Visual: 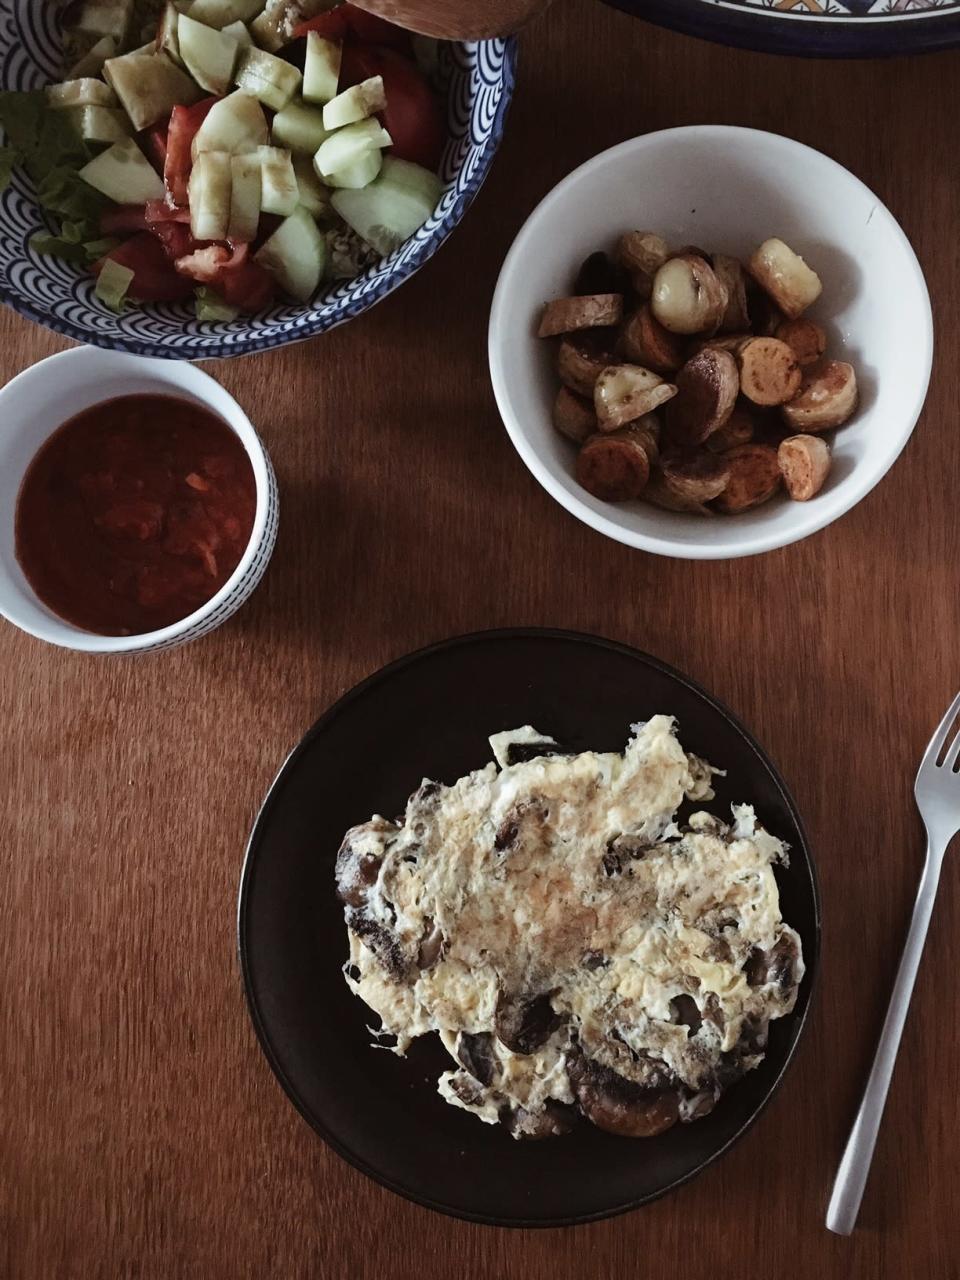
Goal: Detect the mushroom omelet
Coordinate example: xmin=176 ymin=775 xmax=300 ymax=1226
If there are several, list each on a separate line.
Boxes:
xmin=335 ymin=717 xmax=804 ymax=1140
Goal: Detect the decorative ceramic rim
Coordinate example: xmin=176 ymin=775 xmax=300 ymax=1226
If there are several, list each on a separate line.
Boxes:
xmin=0 ymin=10 xmax=517 ymax=360
xmin=602 ymin=0 xmax=960 ymax=55
xmin=237 ymin=627 xmax=821 ymax=1227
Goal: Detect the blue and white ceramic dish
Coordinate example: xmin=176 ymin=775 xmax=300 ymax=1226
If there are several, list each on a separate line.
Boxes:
xmin=0 ymin=3 xmax=517 ymax=359
xmin=604 ymin=0 xmax=960 ymax=57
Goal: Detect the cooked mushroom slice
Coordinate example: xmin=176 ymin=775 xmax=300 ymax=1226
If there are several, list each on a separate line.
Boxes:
xmin=664 ymin=347 xmax=738 ymax=447
xmin=743 ymin=932 xmax=800 ymax=993
xmin=553 ymin=386 xmax=597 ymax=444
xmin=642 ymin=470 xmax=713 ymax=516
xmin=335 ymin=822 xmax=390 ymax=907
xmin=494 ymin=990 xmax=564 ymax=1055
xmin=619 ymin=304 xmax=686 ymax=374
xmin=569 ymin=1056 xmax=680 ymax=1138
xmin=778 ymin=433 xmax=831 ymax=501
xmin=538 ymin=293 xmax=623 ymax=337
xmin=594 ymin=363 xmax=677 ymax=430
xmin=705 ymin=403 xmax=757 ymax=453
xmin=661 ymin=451 xmax=731 ymax=504
xmin=346 ymin=909 xmax=411 ymax=982
xmin=712 ymin=253 xmax=750 ymax=333
xmin=505 ymin=1101 xmax=577 ymax=1140
xmin=712 ymin=443 xmax=782 ymax=514
xmin=557 ymin=333 xmax=615 ymax=397
xmin=775 ymin=317 xmax=827 ymax=367
xmin=456 ymin=1031 xmax=498 ymax=1086
xmin=417 ymin=919 xmax=445 ymax=970
xmin=737 ymin=337 xmax=802 ymax=406
xmin=616 ymin=230 xmax=669 ymax=296
xmin=651 ymin=254 xmax=727 ymax=335
xmin=575 ymin=251 xmax=629 ymax=298
xmin=781 ymin=359 xmax=858 ymax=431
xmin=748 ymin=237 xmax=822 ymax=319
xmin=670 ymin=994 xmax=703 ymax=1036
xmin=576 ymin=427 xmax=652 ymax=502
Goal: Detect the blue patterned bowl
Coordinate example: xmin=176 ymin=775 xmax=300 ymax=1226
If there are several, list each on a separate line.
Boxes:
xmin=0 ymin=4 xmax=516 ymax=359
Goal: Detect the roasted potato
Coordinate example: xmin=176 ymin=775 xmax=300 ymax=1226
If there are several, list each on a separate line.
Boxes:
xmin=557 ymin=334 xmax=615 ymax=397
xmin=619 ymin=305 xmax=686 ymax=374
xmin=642 ymin=470 xmax=713 ymax=516
xmin=594 ymin=363 xmax=677 ymax=430
xmin=616 ymin=231 xmax=668 ymax=296
xmin=575 ymin=252 xmax=629 ymax=298
xmin=576 ymin=427 xmax=652 ymax=502
xmin=661 ymin=452 xmax=731 ymax=504
xmin=781 ymin=359 xmax=858 ymax=432
xmin=713 ymin=253 xmax=750 ymax=333
xmin=737 ymin=337 xmax=802 ymax=406
xmin=713 ymin=443 xmax=782 ymax=513
xmin=553 ymin=387 xmax=596 ymax=444
xmin=778 ymin=434 xmax=832 ymax=500
xmin=776 ymin=317 xmax=827 ymax=367
xmin=664 ymin=347 xmax=739 ymax=447
xmin=748 ymin=238 xmax=822 ymax=319
xmin=538 ymin=293 xmax=623 ymax=338
xmin=651 ymin=254 xmax=727 ymax=335
xmin=705 ymin=403 xmax=758 ymax=453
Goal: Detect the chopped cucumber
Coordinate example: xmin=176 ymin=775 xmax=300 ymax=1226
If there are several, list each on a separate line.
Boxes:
xmin=292 ymin=154 xmax=329 ymax=218
xmin=325 ymin=147 xmax=381 ymax=190
xmin=322 ymin=76 xmax=385 ymax=131
xmin=248 ymin=7 xmax=285 ymax=52
xmin=46 ymin=79 xmax=117 ymax=109
xmin=196 ymin=287 xmax=239 ymax=322
xmin=187 ymin=0 xmax=265 ymax=27
xmin=104 ymin=50 xmax=202 ymax=130
xmin=178 ymin=14 xmax=240 ymax=95
xmin=95 ymin=257 xmax=134 ymax=311
xmin=67 ymin=35 xmax=118 ymax=80
xmin=67 ymin=105 xmax=132 ymax=145
xmin=189 ymin=150 xmax=231 ymax=240
xmin=254 ymin=206 xmax=326 ymax=301
xmin=157 ymin=2 xmax=183 ymax=65
xmin=330 ymin=156 xmax=443 ymax=256
xmin=221 ymin=19 xmax=253 ymax=48
xmin=228 ymin=153 xmax=261 ymax=242
xmin=191 ymin=91 xmax=268 ymax=157
xmin=234 ymin=47 xmax=301 ymax=112
xmin=271 ymin=98 xmax=328 ymax=155
xmin=74 ymin=0 xmax=134 ymax=41
xmin=79 ymin=136 xmax=165 ymax=203
xmin=313 ymin=117 xmax=391 ymax=181
xmin=257 ymin=145 xmax=299 ymax=216
xmin=302 ymin=32 xmax=340 ymax=105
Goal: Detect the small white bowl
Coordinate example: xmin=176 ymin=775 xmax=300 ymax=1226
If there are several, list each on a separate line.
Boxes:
xmin=489 ymin=126 xmax=933 ymax=559
xmin=0 ymin=347 xmax=278 ymax=653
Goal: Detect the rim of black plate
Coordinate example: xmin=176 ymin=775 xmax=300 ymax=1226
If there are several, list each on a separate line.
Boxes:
xmin=602 ymin=0 xmax=960 ymax=58
xmin=236 ymin=626 xmax=822 ymax=1227
xmin=0 ymin=38 xmax=518 ymax=362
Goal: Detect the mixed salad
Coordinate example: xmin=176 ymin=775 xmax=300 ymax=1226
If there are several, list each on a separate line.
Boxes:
xmin=0 ymin=0 xmax=446 ymax=319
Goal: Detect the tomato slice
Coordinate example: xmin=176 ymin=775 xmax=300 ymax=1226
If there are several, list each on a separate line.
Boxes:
xmin=151 ymin=221 xmax=199 ymax=261
xmin=164 ymin=97 xmax=218 ymax=208
xmin=174 ymin=242 xmax=274 ymax=312
xmin=143 ymin=122 xmax=169 ymax=173
xmin=340 ymin=44 xmax=444 ymax=170
xmin=145 ymin=200 xmax=192 ymax=224
xmin=95 ymin=234 xmax=195 ymax=303
xmin=292 ymin=4 xmax=412 ymax=52
xmin=100 ymin=205 xmax=150 ymax=235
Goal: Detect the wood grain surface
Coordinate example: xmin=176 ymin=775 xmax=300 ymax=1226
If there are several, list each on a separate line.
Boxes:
xmin=3 ymin=6 xmax=960 ymax=1277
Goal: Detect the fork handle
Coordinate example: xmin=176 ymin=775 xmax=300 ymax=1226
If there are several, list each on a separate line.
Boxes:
xmin=826 ymin=848 xmax=943 ymax=1235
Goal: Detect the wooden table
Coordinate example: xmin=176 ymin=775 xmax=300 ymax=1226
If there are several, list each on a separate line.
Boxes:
xmin=3 ymin=6 xmax=960 ymax=1277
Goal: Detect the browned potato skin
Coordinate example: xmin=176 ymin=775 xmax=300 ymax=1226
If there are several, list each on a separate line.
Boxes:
xmin=576 ymin=427 xmax=651 ymax=502
xmin=642 ymin=471 xmax=713 ymax=516
xmin=737 ymin=337 xmax=802 ymax=407
xmin=617 ymin=230 xmax=668 ymax=278
xmin=661 ymin=452 xmax=731 ymax=503
xmin=781 ymin=359 xmax=859 ymax=432
xmin=557 ymin=334 xmax=615 ymax=397
xmin=713 ymin=253 xmax=750 ymax=333
xmin=630 ymin=413 xmax=661 ymax=466
xmin=664 ymin=347 xmax=739 ymax=447
xmin=553 ymin=387 xmax=596 ymax=444
xmin=747 ymin=287 xmax=784 ymax=337
xmin=619 ymin=305 xmax=686 ymax=374
xmin=705 ymin=403 xmax=757 ymax=452
xmin=713 ymin=443 xmax=782 ymax=513
xmin=778 ymin=433 xmax=832 ymax=501
xmin=776 ymin=318 xmax=827 ymax=367
xmin=538 ymin=293 xmax=623 ymax=337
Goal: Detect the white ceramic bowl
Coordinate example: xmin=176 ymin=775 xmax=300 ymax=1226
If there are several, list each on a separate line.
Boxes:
xmin=489 ymin=126 xmax=933 ymax=559
xmin=0 ymin=347 xmax=278 ymax=653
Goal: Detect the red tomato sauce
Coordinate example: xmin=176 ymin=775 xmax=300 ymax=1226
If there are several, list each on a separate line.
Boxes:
xmin=15 ymin=394 xmax=256 ymax=637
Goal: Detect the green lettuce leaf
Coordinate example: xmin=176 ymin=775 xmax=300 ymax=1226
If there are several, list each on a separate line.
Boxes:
xmin=94 ymin=258 xmax=134 ymax=312
xmin=195 ymin=287 xmax=239 ymax=323
xmin=0 ymin=144 xmax=18 ymax=192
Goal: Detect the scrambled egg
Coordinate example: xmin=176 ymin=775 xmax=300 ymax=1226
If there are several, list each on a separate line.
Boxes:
xmin=336 ymin=717 xmax=804 ymax=1140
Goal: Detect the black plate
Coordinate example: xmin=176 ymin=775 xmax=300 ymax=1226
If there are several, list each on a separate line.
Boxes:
xmin=238 ymin=629 xmax=820 ymax=1226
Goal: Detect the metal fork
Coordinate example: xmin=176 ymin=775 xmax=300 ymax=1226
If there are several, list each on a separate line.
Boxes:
xmin=826 ymin=692 xmax=960 ymax=1235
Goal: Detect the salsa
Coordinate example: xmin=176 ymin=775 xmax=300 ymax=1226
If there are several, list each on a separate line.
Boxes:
xmin=15 ymin=394 xmax=256 ymax=637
